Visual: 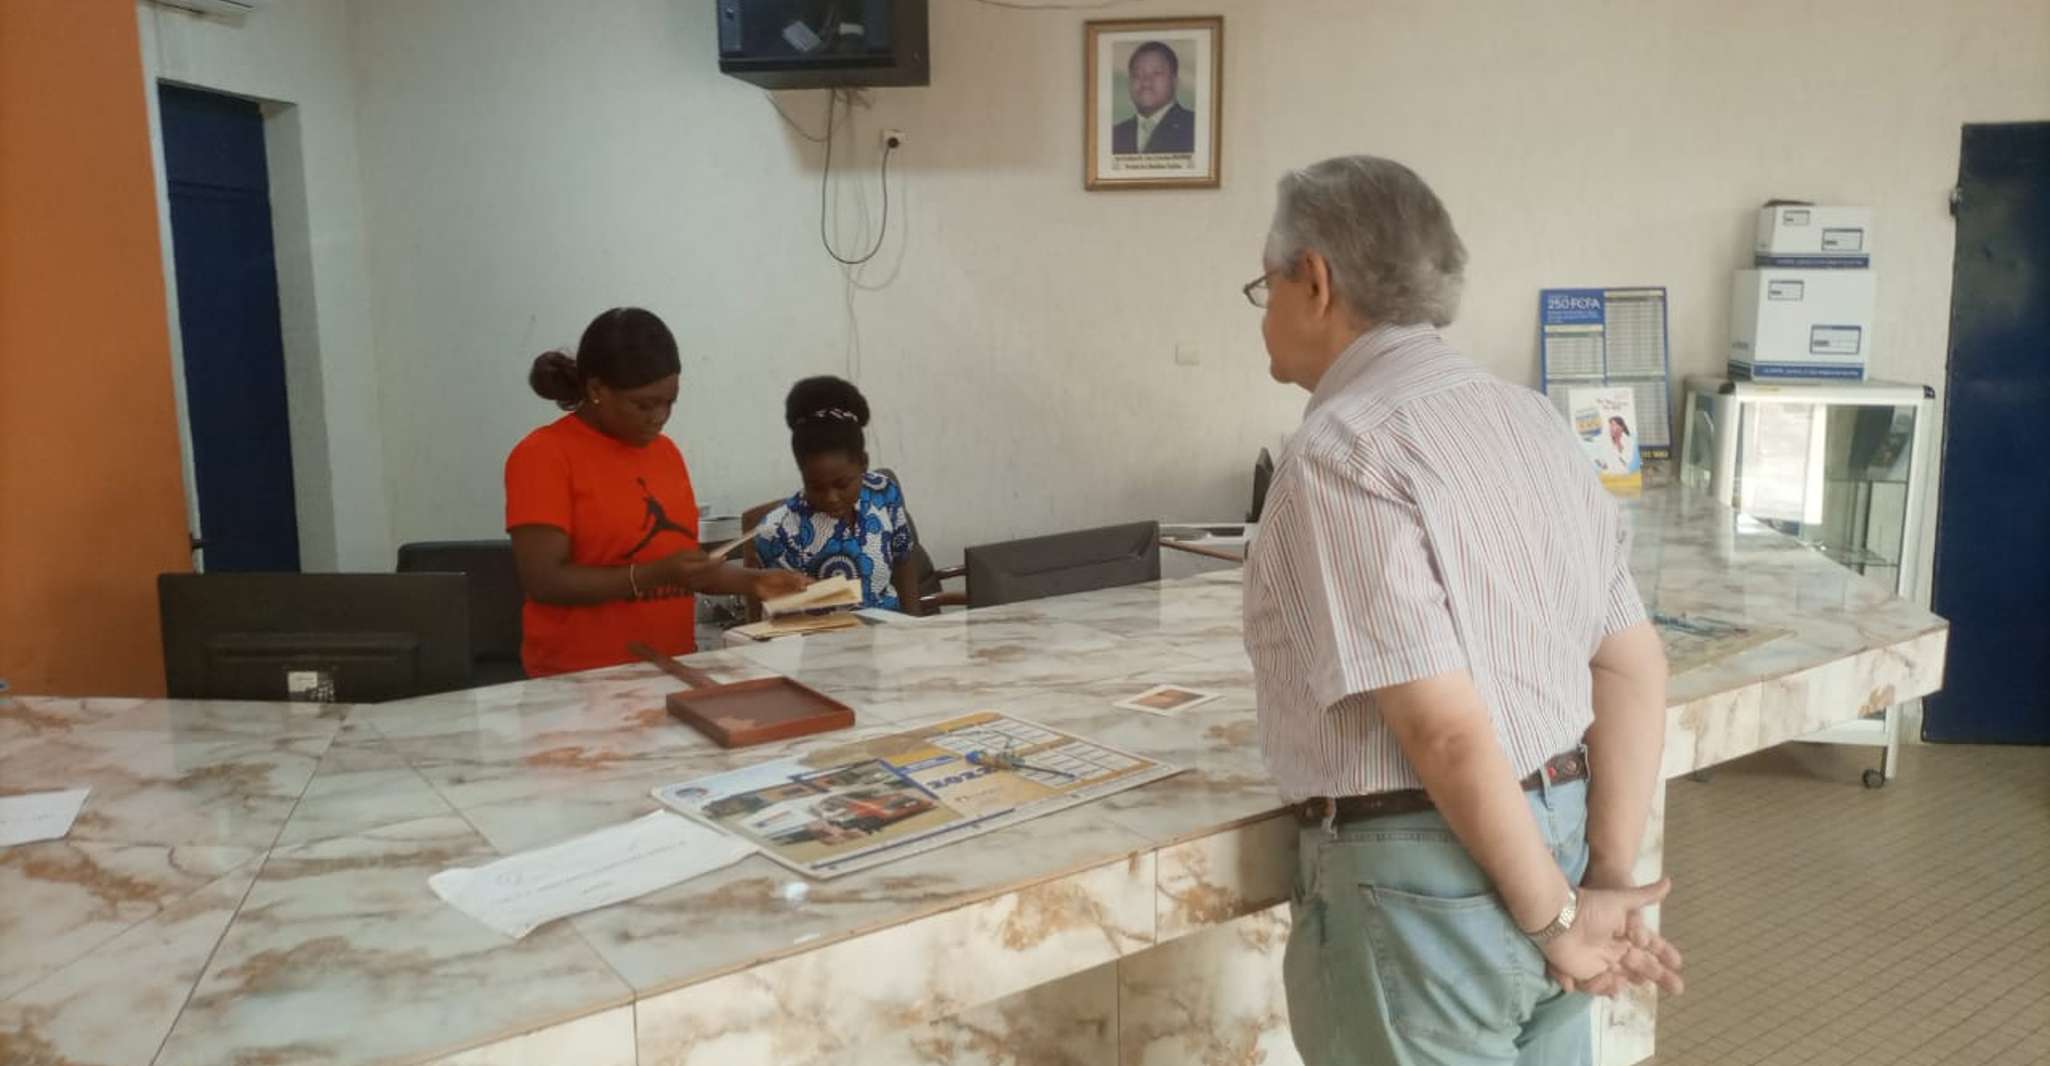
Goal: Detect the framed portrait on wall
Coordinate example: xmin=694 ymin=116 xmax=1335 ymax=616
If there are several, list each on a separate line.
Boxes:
xmin=1084 ymin=17 xmax=1223 ymax=190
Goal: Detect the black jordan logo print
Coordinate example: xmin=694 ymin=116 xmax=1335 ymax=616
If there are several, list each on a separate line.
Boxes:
xmin=623 ymin=477 xmax=690 ymax=560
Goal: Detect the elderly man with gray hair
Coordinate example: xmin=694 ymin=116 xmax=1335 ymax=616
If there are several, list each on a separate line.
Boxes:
xmin=1241 ymin=155 xmax=1685 ymax=1066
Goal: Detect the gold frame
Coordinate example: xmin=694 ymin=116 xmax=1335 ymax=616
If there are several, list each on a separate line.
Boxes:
xmin=1084 ymin=16 xmax=1224 ymax=191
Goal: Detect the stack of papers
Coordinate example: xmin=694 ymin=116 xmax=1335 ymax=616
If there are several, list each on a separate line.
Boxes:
xmin=761 ymin=575 xmax=861 ymax=618
xmin=429 ymin=811 xmax=755 ymax=939
xmin=730 ymin=612 xmax=864 ymax=641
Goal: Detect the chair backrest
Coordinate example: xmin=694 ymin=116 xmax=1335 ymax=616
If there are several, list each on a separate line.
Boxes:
xmin=396 ymin=540 xmax=523 ymax=671
xmin=963 ymin=521 xmax=1161 ymax=609
xmin=1249 ymin=448 xmax=1275 ymax=523
xmin=740 ymin=497 xmax=784 ymax=544
xmin=874 ymin=468 xmax=941 ymax=597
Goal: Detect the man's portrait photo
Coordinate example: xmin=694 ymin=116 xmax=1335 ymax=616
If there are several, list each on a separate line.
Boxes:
xmin=1086 ymin=17 xmax=1222 ymax=190
xmin=1111 ymin=41 xmax=1196 ymax=155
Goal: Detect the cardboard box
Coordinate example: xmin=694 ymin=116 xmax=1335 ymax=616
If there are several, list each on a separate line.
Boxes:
xmin=1755 ymin=204 xmax=1873 ymax=267
xmin=1729 ymin=268 xmax=1875 ymax=380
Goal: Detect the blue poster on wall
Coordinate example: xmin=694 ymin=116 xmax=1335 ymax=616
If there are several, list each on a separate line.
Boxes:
xmin=1539 ymin=287 xmax=1674 ymax=459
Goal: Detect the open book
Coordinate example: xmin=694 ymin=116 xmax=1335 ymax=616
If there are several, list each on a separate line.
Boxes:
xmin=760 ymin=574 xmax=862 ymax=618
xmin=729 ymin=612 xmax=864 ymax=642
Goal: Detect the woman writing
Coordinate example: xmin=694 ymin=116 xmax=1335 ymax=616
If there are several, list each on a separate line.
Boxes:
xmin=754 ymin=376 xmax=922 ymax=615
xmin=506 ymin=307 xmax=806 ymax=676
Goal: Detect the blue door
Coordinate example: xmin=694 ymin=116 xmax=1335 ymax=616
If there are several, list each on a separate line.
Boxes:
xmin=159 ymin=84 xmax=300 ymax=572
xmin=1926 ymin=122 xmax=2050 ymax=745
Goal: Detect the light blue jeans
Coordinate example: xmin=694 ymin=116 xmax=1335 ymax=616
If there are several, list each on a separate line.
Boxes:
xmin=1284 ymin=776 xmax=1592 ymax=1066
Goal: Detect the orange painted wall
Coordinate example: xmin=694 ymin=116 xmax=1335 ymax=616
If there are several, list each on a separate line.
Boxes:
xmin=0 ymin=0 xmax=192 ymax=696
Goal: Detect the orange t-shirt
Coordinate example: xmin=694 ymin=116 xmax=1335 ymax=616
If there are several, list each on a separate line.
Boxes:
xmin=505 ymin=415 xmax=699 ymax=676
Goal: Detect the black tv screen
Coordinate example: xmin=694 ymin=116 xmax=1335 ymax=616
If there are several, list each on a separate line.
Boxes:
xmin=716 ymin=0 xmax=929 ymax=89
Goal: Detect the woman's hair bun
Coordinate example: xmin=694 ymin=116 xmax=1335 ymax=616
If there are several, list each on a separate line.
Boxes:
xmin=783 ymin=375 xmax=871 ymax=430
xmin=529 ymin=350 xmax=583 ymax=410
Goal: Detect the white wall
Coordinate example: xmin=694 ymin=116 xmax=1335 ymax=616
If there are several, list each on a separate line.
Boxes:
xmin=138 ymin=0 xmax=393 ymax=572
xmin=349 ymin=0 xmax=1300 ymax=569
xmin=348 ymin=0 xmax=2050 ymax=584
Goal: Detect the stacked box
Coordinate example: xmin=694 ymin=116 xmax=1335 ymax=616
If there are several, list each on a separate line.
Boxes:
xmin=1731 ymin=205 xmax=1874 ymax=380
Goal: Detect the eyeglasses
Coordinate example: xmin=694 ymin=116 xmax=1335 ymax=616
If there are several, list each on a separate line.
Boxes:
xmin=1242 ymin=269 xmax=1277 ymax=308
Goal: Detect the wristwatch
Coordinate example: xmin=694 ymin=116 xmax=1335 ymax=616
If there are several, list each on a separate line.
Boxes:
xmin=1525 ymin=888 xmax=1579 ymax=945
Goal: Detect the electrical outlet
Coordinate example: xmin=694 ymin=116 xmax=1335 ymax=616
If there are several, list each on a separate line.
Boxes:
xmin=882 ymin=128 xmax=906 ymax=150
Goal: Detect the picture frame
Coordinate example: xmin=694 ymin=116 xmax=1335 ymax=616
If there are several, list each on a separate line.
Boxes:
xmin=1084 ymin=16 xmax=1223 ymax=190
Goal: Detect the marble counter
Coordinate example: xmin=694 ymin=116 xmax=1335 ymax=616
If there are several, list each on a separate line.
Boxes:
xmin=0 ymin=487 xmax=1946 ymax=1066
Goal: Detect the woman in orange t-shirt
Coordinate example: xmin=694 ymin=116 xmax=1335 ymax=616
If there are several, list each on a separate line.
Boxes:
xmin=505 ymin=307 xmax=806 ymax=677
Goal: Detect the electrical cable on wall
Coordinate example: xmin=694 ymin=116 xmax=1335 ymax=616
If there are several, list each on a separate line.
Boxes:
xmin=764 ymin=92 xmax=828 ymax=142
xmin=820 ymin=87 xmax=898 ymax=266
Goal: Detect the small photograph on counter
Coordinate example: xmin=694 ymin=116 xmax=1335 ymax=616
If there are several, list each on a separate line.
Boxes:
xmin=1114 ymin=684 xmax=1223 ymax=716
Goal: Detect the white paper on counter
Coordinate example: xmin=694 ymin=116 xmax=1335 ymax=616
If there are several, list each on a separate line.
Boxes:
xmin=0 ymin=788 xmax=91 ymax=847
xmin=429 ymin=811 xmax=755 ymax=939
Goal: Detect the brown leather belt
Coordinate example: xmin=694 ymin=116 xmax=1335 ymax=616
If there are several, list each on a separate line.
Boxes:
xmin=1294 ymin=749 xmax=1589 ymax=828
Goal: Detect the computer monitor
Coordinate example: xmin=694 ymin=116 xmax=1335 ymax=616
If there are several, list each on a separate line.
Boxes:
xmin=964 ymin=521 xmax=1161 ymax=609
xmin=159 ymin=573 xmax=471 ymax=703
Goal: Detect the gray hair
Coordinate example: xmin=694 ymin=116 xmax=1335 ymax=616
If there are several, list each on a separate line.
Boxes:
xmin=1264 ymin=155 xmax=1467 ymax=328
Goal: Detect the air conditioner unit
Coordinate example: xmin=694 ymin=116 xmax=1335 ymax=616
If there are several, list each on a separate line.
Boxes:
xmin=151 ymin=0 xmax=265 ymax=18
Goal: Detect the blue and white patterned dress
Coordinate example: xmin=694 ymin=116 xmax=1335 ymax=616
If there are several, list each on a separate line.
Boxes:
xmin=754 ymin=471 xmax=915 ymax=611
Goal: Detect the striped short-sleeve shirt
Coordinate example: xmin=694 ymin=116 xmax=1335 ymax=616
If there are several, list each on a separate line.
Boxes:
xmin=1244 ymin=324 xmax=1646 ymax=801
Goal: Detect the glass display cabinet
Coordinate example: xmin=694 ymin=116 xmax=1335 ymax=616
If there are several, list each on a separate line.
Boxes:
xmin=1679 ymin=376 xmax=1936 ymax=785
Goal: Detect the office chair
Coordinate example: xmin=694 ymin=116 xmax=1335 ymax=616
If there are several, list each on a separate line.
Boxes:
xmin=396 ymin=540 xmax=526 ymax=686
xmin=963 ymin=521 xmax=1161 ymax=609
xmin=1249 ymin=448 xmax=1275 ymax=523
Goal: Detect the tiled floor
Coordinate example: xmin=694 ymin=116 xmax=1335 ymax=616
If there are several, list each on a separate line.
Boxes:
xmin=1651 ymin=740 xmax=2050 ymax=1066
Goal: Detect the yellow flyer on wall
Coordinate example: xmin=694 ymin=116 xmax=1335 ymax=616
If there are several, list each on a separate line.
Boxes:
xmin=652 ymin=712 xmax=1179 ymax=879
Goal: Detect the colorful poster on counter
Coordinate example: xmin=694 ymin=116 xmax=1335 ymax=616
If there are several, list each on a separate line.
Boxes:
xmin=1571 ymin=386 xmax=1644 ymax=494
xmin=652 ymin=712 xmax=1179 ymax=879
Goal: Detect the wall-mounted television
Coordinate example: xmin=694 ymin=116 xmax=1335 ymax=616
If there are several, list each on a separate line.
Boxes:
xmin=716 ymin=0 xmax=929 ymax=89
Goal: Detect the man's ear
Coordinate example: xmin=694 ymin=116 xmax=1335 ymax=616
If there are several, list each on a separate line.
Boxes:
xmin=1303 ymin=250 xmax=1337 ymax=320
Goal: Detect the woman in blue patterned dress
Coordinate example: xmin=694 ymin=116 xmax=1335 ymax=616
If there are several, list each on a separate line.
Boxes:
xmin=753 ymin=376 xmax=923 ymax=615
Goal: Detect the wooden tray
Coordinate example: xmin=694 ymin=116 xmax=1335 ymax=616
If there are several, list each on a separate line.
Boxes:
xmin=664 ymin=676 xmax=855 ymax=748
xmin=629 ymin=642 xmax=853 ymax=749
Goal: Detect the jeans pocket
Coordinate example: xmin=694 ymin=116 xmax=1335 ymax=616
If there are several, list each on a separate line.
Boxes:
xmin=1360 ymin=884 xmax=1531 ymax=1053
